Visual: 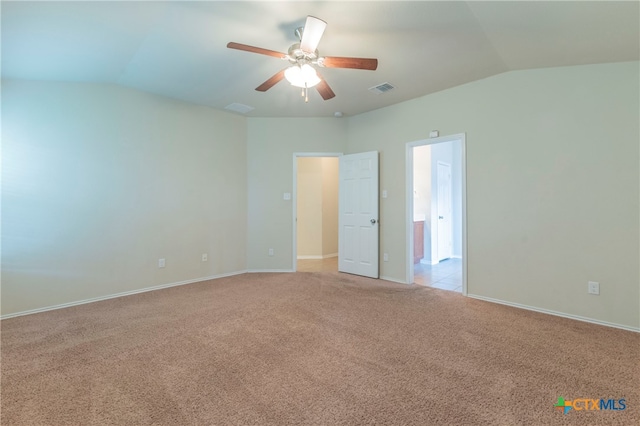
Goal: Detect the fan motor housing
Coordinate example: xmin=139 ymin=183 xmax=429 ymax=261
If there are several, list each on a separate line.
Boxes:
xmin=287 ymin=43 xmax=319 ymax=64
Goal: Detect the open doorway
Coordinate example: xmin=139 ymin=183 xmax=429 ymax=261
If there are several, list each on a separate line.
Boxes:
xmin=406 ymin=134 xmax=466 ymax=294
xmin=292 ymin=153 xmax=341 ymax=272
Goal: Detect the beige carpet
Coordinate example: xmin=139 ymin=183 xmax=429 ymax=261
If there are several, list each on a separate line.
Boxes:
xmin=1 ymin=271 xmax=638 ymax=425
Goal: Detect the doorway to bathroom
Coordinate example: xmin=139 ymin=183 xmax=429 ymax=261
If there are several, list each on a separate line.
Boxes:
xmin=406 ymin=134 xmax=466 ymax=293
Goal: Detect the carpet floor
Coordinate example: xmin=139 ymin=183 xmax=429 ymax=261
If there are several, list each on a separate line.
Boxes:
xmin=1 ymin=271 xmax=638 ymax=425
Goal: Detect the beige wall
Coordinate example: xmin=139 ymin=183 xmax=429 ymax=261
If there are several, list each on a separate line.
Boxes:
xmin=296 ymin=158 xmax=323 ymax=257
xmin=1 ymin=80 xmax=248 ymax=315
xmin=413 ymin=145 xmax=431 ymax=222
xmin=296 ymin=157 xmax=339 ymax=258
xmin=246 ymin=118 xmax=346 ymax=271
xmin=321 ymin=157 xmax=339 ymax=257
xmin=413 ymin=145 xmax=431 ymax=262
xmin=347 ymin=61 xmax=639 ymax=329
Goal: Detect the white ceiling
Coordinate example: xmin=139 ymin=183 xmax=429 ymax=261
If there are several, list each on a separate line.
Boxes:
xmin=2 ymin=1 xmax=638 ymax=118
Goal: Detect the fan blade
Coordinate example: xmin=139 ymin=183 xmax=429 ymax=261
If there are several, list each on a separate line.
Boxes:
xmin=227 ymin=42 xmax=286 ymax=59
xmin=255 ymin=69 xmax=286 ymax=92
xmin=322 ymin=56 xmax=378 ymax=70
xmin=300 ymin=16 xmax=327 ymax=53
xmin=315 ymin=77 xmax=335 ymax=100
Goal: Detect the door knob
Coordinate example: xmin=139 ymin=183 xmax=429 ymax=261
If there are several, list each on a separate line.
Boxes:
xmin=370 ymin=219 xmax=377 ymax=224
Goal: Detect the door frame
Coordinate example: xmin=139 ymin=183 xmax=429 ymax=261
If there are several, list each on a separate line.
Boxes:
xmin=405 ymin=134 xmax=467 ymax=295
xmin=292 ymin=152 xmax=343 ymax=272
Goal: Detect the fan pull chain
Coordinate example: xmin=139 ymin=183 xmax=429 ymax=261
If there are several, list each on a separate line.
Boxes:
xmin=298 ymin=85 xmax=309 ymax=103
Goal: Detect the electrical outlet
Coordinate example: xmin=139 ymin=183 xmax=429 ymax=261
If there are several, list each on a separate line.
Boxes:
xmin=383 ymin=253 xmax=389 ymax=262
xmin=588 ymin=281 xmax=600 ymax=295
xmin=268 ymin=248 xmax=274 ymax=256
xmin=202 ymin=253 xmax=208 ymax=262
xmin=158 ymin=258 xmax=165 ymax=268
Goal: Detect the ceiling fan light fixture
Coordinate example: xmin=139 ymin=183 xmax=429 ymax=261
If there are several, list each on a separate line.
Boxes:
xmin=285 ymin=64 xmax=321 ymax=88
xmin=227 ymin=15 xmax=377 ymax=101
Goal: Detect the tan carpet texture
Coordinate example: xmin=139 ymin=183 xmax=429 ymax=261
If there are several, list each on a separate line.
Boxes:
xmin=1 ymin=272 xmax=638 ymax=425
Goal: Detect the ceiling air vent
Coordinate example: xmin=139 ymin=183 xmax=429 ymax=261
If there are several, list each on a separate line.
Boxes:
xmin=368 ymin=82 xmax=395 ymax=94
xmin=224 ymin=103 xmax=255 ymax=114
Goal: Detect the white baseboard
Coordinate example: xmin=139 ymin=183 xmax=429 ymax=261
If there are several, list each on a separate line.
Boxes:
xmin=297 ymin=253 xmax=338 ymax=260
xmin=12 ymin=272 xmax=632 ymax=333
xmin=0 ymin=270 xmax=248 ymax=320
xmin=467 ymin=294 xmax=640 ymax=333
xmin=380 ymin=275 xmax=411 ymax=285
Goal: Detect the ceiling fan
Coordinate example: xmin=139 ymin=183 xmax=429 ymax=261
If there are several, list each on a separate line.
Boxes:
xmin=227 ymin=16 xmax=378 ymax=102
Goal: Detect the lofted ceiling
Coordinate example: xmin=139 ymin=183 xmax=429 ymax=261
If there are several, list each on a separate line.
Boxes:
xmin=2 ymin=1 xmax=638 ymax=118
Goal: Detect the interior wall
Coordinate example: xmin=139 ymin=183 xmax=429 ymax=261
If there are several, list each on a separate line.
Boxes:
xmin=1 ymin=80 xmax=248 ymax=316
xmin=296 ymin=158 xmax=323 ymax=257
xmin=246 ymin=118 xmax=347 ymax=271
xmin=296 ymin=157 xmax=339 ymax=259
xmin=346 ymin=61 xmax=640 ymax=329
xmin=320 ymin=157 xmax=339 ymax=257
xmin=413 ymin=145 xmax=431 ymax=222
xmin=413 ymin=145 xmax=431 ymax=262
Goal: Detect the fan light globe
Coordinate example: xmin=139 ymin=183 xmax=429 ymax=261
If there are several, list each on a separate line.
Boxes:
xmin=285 ymin=64 xmax=321 ymax=88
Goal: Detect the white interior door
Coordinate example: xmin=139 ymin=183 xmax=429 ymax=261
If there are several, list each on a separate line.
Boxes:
xmin=338 ymin=151 xmax=379 ymax=278
xmin=437 ymin=161 xmax=452 ymax=261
